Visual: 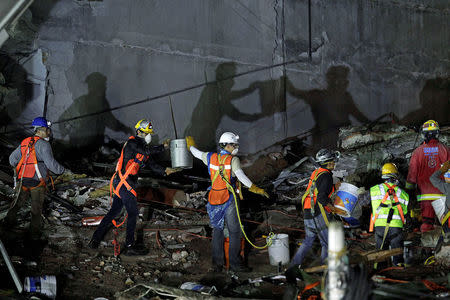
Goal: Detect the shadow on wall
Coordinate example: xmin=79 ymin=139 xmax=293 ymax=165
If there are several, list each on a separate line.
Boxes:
xmin=401 ymin=77 xmax=450 ymax=127
xmin=0 ymin=54 xmax=33 ymax=129
xmin=57 ymin=72 xmax=132 ymax=152
xmin=286 ymin=65 xmax=371 ymax=150
xmin=184 ymin=64 xmax=371 ymax=152
xmin=184 ymin=62 xmax=262 ymax=151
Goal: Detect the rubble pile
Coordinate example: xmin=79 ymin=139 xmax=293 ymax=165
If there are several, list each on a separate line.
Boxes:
xmin=0 ymin=123 xmax=449 ymax=299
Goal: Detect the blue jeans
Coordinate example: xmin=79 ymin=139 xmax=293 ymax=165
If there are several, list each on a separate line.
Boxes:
xmin=211 ymin=200 xmax=241 ymax=268
xmin=290 ymin=213 xmax=329 ymax=266
xmin=92 ymin=186 xmax=138 ymax=246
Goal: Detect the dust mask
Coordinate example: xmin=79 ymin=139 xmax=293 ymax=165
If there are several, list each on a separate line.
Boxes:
xmin=231 ymin=148 xmax=238 ymax=155
xmin=44 ymin=137 xmax=50 ymax=141
xmin=144 ymin=134 xmax=152 ymax=144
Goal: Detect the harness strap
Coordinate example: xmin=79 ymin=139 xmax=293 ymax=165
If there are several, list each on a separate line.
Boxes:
xmin=370 ymin=183 xmax=405 ymax=232
xmin=302 ymin=169 xmax=330 ymax=227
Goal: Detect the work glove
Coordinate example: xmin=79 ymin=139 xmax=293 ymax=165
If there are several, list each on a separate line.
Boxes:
xmin=185 ymin=136 xmax=196 ymax=150
xmin=248 ymin=184 xmax=269 ymax=198
xmin=357 ymin=187 xmax=366 ymax=195
xmin=439 ymin=160 xmax=450 ymax=174
xmin=162 ymin=138 xmax=171 ymax=149
xmin=165 ymin=167 xmax=179 ymax=176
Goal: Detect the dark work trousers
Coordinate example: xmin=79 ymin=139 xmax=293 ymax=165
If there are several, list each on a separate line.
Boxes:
xmin=92 ymin=185 xmax=138 ymax=246
xmin=375 ymin=226 xmax=404 ymax=265
xmin=6 ymin=185 xmax=46 ymax=239
xmin=211 ymin=200 xmax=241 ymax=269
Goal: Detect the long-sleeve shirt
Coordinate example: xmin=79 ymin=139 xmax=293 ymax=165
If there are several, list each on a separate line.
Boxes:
xmin=190 ymin=146 xmax=253 ymax=188
xmin=429 ymin=170 xmax=450 ymax=207
xmin=10 ymin=137 xmax=65 ymax=187
xmin=304 ymin=170 xmax=334 ymax=219
xmin=118 ymin=136 xmax=166 ymax=187
xmin=406 ymin=139 xmax=450 ymax=198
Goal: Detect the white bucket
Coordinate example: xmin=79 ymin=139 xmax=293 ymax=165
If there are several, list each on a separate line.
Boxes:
xmin=24 ymin=275 xmax=57 ymax=299
xmin=170 ymin=139 xmax=193 ymax=169
xmin=267 ymin=234 xmax=290 ymax=266
xmin=334 ymin=182 xmax=359 ymax=217
xmin=431 ymin=196 xmax=447 ymax=223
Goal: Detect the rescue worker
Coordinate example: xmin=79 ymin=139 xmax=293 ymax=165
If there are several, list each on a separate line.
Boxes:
xmin=370 ymin=163 xmax=409 ymax=266
xmin=88 ymin=119 xmax=177 ymax=255
xmin=429 ymin=160 xmax=450 ymax=235
xmin=406 ymin=120 xmax=450 ymax=232
xmin=289 ymin=148 xmax=340 ymax=269
xmin=185 ymin=132 xmax=269 ymax=272
xmin=6 ymin=117 xmax=66 ymax=239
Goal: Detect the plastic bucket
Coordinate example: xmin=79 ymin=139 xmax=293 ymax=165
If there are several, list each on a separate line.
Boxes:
xmin=170 ymin=139 xmax=193 ymax=169
xmin=267 ymin=234 xmax=289 ymax=266
xmin=431 ymin=196 xmax=447 ymax=223
xmin=24 ymin=275 xmax=57 ymax=299
xmin=334 ymin=183 xmax=359 ymax=217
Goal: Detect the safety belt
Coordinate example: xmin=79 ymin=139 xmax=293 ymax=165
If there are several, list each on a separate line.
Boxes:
xmin=302 ymin=170 xmax=330 ymax=227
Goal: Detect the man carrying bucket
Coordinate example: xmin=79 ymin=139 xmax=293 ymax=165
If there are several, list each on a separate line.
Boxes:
xmin=185 ymin=132 xmax=269 ymax=273
xmin=88 ymin=119 xmax=178 ymax=255
xmin=369 ymin=163 xmax=409 ymax=267
xmin=288 ymin=148 xmax=340 ymax=271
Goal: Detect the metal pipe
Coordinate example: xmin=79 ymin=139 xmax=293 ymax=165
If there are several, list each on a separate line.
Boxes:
xmin=0 ymin=239 xmax=23 ymax=293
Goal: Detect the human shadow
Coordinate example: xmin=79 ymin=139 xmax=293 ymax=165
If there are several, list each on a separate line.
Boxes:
xmin=57 ymin=72 xmax=132 ymax=152
xmin=401 ymin=76 xmax=450 ymax=127
xmin=286 ymin=66 xmax=370 ymax=149
xmin=184 ymin=62 xmax=260 ymax=151
xmin=0 ymin=54 xmax=33 ymax=129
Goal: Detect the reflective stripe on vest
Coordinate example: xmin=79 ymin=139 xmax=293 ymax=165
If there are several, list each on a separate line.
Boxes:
xmin=369 ymin=183 xmax=406 ymax=231
xmin=110 ymin=136 xmax=147 ymax=198
xmin=417 ymin=194 xmax=445 ymax=201
xmin=208 ymin=153 xmax=233 ymax=205
xmin=16 ymin=136 xmax=43 ymax=180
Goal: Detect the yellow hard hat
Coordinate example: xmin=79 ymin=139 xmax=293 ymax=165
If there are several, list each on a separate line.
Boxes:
xmin=381 ymin=163 xmax=398 ymax=179
xmin=135 ymin=119 xmax=154 ymax=134
xmin=422 ymin=120 xmax=439 ymax=132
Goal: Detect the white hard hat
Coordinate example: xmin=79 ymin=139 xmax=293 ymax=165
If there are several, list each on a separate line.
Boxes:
xmin=219 ymin=132 xmax=239 ymax=144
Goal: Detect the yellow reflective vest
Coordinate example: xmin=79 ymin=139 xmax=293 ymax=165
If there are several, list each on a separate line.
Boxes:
xmin=370 ymin=183 xmax=409 ymax=228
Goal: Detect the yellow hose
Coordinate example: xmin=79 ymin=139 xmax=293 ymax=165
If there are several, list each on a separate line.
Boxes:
xmin=224 ymin=178 xmax=275 ymax=249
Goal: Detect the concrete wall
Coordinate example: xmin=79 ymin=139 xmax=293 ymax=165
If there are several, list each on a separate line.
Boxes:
xmin=2 ymin=0 xmax=449 ymax=154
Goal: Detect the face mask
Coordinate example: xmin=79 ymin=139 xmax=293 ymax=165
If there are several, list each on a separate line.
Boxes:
xmin=231 ymin=148 xmax=238 ymax=155
xmin=44 ymin=137 xmax=50 ymax=141
xmin=144 ymin=134 xmax=152 ymax=144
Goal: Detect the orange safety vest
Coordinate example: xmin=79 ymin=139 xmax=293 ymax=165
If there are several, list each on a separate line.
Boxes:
xmin=16 ymin=136 xmax=43 ymax=180
xmin=110 ymin=136 xmax=147 ymax=198
xmin=208 ymin=153 xmax=234 ymax=205
xmin=302 ymin=168 xmax=335 ymax=210
xmin=369 ymin=183 xmax=406 ymax=232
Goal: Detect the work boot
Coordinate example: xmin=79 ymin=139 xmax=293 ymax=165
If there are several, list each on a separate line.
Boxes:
xmin=87 ymin=239 xmax=100 ymax=249
xmin=285 ymin=264 xmax=303 ymax=284
xmin=122 ymin=243 xmax=149 ymax=256
xmin=229 ymin=264 xmax=252 ymax=273
xmin=209 ymin=265 xmax=223 ymax=273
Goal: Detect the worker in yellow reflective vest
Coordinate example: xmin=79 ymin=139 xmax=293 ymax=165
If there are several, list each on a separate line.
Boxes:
xmin=370 ymin=163 xmax=409 ymax=266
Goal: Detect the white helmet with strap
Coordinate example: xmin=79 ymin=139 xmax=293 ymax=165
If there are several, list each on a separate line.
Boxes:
xmin=219 ymin=132 xmax=239 ymax=145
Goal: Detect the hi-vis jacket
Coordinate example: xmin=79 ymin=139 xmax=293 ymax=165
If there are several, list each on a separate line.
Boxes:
xmin=406 ymin=139 xmax=450 ymax=201
xmin=370 ymin=183 xmax=409 ymax=228
xmin=207 ymin=153 xmax=239 ymax=205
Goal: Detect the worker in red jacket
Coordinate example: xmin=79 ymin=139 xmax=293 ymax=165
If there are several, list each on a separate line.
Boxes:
xmin=406 ymin=120 xmax=450 ymax=232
